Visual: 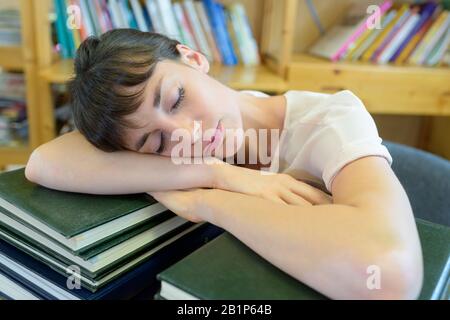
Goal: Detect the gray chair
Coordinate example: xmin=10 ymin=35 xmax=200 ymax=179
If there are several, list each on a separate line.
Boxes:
xmin=383 ymin=141 xmax=450 ymax=226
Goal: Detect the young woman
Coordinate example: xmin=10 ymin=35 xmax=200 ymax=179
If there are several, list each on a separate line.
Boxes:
xmin=25 ymin=30 xmax=423 ymax=299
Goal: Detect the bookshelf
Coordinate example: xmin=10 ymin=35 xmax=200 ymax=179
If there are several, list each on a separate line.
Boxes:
xmin=0 ymin=0 xmax=39 ymax=168
xmin=22 ymin=0 xmax=450 ymax=157
xmin=33 ymin=0 xmax=289 ymax=143
xmin=263 ymin=0 xmax=450 ymax=157
xmin=263 ymin=0 xmax=450 ymax=114
xmin=288 ymin=53 xmax=450 ymax=115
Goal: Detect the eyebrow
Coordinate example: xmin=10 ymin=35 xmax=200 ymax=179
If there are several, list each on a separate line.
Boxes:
xmin=134 ymin=77 xmax=163 ymax=151
xmin=136 ymin=132 xmax=150 ymax=151
xmin=153 ymin=77 xmax=162 ymax=109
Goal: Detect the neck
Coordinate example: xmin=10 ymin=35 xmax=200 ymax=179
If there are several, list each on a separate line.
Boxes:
xmin=236 ymin=91 xmax=286 ymax=132
xmin=232 ymin=90 xmax=286 ymax=168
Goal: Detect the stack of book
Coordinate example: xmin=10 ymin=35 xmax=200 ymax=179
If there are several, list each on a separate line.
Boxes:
xmin=309 ymin=0 xmax=450 ymax=67
xmin=157 ymin=219 xmax=450 ymax=300
xmin=0 ymin=168 xmax=223 ymax=300
xmin=53 ymin=0 xmax=259 ymax=66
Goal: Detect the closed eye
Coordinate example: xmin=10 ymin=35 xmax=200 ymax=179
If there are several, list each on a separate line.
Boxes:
xmin=156 ymin=131 xmax=165 ymax=154
xmin=171 ymin=87 xmax=185 ymax=112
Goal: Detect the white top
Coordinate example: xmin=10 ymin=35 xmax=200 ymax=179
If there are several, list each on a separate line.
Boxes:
xmin=242 ymin=90 xmax=393 ymax=193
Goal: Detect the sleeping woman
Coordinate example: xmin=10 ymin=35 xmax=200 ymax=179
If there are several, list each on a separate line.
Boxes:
xmin=25 ymin=29 xmax=423 ymax=299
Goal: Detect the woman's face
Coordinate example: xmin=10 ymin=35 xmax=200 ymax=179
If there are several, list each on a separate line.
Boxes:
xmin=123 ymin=46 xmax=243 ymax=159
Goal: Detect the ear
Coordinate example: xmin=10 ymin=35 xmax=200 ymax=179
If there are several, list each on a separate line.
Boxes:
xmin=176 ymin=44 xmax=210 ymax=74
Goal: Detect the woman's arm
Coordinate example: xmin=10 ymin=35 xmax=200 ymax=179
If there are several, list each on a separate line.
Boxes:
xmin=151 ymin=156 xmax=423 ymax=299
xmin=25 ymin=131 xmax=331 ymax=205
xmin=25 ymin=131 xmax=219 ymax=194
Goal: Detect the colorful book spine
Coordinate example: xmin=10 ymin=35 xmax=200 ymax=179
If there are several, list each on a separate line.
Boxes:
xmin=145 ymin=0 xmax=164 ymax=34
xmin=183 ymin=0 xmax=212 ymax=59
xmin=408 ymin=9 xmax=446 ymax=64
xmin=362 ymin=4 xmax=409 ymax=62
xmin=71 ymin=0 xmax=85 ymax=41
xmin=66 ymin=0 xmax=81 ymax=50
xmin=180 ymin=1 xmax=201 ymax=50
xmin=194 ymin=0 xmax=222 ymax=63
xmin=54 ymin=0 xmax=71 ymax=58
xmin=390 ymin=2 xmax=438 ymax=62
xmin=410 ymin=11 xmax=450 ymax=65
xmin=332 ymin=0 xmax=393 ymax=61
xmin=85 ymin=0 xmax=103 ymax=35
xmin=172 ymin=2 xmax=196 ymax=49
xmin=344 ymin=25 xmax=375 ymax=61
xmin=93 ymin=0 xmax=111 ymax=33
xmin=130 ymin=0 xmax=149 ymax=32
xmin=107 ymin=0 xmax=123 ymax=28
xmin=351 ymin=10 xmax=397 ymax=61
xmin=59 ymin=0 xmax=76 ymax=56
xmin=121 ymin=0 xmax=139 ymax=29
xmin=225 ymin=8 xmax=243 ymax=64
xmin=377 ymin=8 xmax=421 ymax=64
xmin=99 ymin=0 xmax=114 ymax=31
xmin=232 ymin=3 xmax=260 ymax=65
xmin=372 ymin=6 xmax=411 ymax=62
xmin=158 ymin=0 xmax=182 ymax=42
xmin=202 ymin=0 xmax=237 ymax=65
xmin=425 ymin=27 xmax=450 ymax=66
xmin=395 ymin=9 xmax=437 ymax=64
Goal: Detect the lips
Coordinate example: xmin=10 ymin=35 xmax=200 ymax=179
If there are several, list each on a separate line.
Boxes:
xmin=204 ymin=121 xmax=224 ymax=156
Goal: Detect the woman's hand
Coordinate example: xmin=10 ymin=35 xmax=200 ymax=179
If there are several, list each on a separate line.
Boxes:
xmin=212 ymin=162 xmax=332 ymax=206
xmin=148 ymin=189 xmax=211 ymax=223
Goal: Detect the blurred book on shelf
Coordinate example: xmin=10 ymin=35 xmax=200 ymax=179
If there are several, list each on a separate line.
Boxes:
xmin=52 ymin=0 xmax=260 ymax=66
xmin=308 ymin=0 xmax=450 ymax=67
xmin=0 ymin=72 xmax=27 ymax=147
xmin=0 ymin=8 xmax=21 ymax=47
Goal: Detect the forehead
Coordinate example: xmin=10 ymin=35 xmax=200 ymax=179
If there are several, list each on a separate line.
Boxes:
xmin=121 ymin=61 xmax=184 ymax=148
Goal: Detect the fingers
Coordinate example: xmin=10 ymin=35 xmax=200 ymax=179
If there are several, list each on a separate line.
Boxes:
xmin=279 ymin=191 xmax=312 ymax=206
xmin=289 ymin=182 xmax=333 ymax=205
xmin=268 ymin=195 xmax=288 ymax=205
xmin=148 ymin=191 xmax=164 ymax=201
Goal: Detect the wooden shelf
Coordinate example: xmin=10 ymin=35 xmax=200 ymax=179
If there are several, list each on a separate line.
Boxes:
xmin=287 ymin=54 xmax=450 ymax=116
xmin=0 ymin=46 xmax=24 ymax=70
xmin=39 ymin=59 xmax=74 ymax=83
xmin=208 ymin=63 xmax=286 ymax=93
xmin=0 ymin=146 xmax=30 ymax=166
xmin=39 ymin=58 xmax=287 ymax=93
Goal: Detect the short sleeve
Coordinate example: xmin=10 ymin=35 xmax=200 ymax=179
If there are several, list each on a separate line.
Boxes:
xmin=298 ymin=90 xmax=393 ymax=192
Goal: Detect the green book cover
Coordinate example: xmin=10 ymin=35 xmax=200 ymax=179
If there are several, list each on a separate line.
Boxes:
xmin=416 ymin=219 xmax=450 ymax=300
xmin=0 ymin=206 xmax=175 ymax=260
xmin=0 ymin=220 xmax=194 ymax=290
xmin=0 ymin=169 xmax=154 ymax=238
xmin=158 ymin=219 xmax=450 ymax=300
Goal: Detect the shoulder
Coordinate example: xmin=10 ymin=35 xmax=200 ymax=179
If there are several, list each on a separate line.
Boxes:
xmin=278 ymin=90 xmax=392 ymax=192
xmin=283 ymin=90 xmax=367 ymax=127
xmin=239 ymin=90 xmax=271 ymax=98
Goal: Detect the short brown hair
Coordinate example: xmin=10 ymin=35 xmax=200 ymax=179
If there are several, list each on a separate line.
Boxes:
xmin=69 ymin=29 xmax=180 ymax=151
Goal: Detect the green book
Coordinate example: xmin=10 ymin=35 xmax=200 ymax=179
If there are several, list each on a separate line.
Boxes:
xmin=0 ymin=205 xmax=191 ymax=278
xmin=0 ymin=168 xmax=198 ymax=291
xmin=0 ymin=169 xmax=168 ymax=253
xmin=158 ymin=219 xmax=450 ymax=300
xmin=1 ymin=221 xmax=197 ymax=292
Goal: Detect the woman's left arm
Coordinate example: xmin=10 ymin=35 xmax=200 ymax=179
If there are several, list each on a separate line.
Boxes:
xmin=151 ymin=156 xmax=423 ymax=300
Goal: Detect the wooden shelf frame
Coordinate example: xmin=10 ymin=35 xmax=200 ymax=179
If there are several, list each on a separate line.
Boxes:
xmin=0 ymin=47 xmax=24 ymax=70
xmin=0 ymin=0 xmax=40 ymax=168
